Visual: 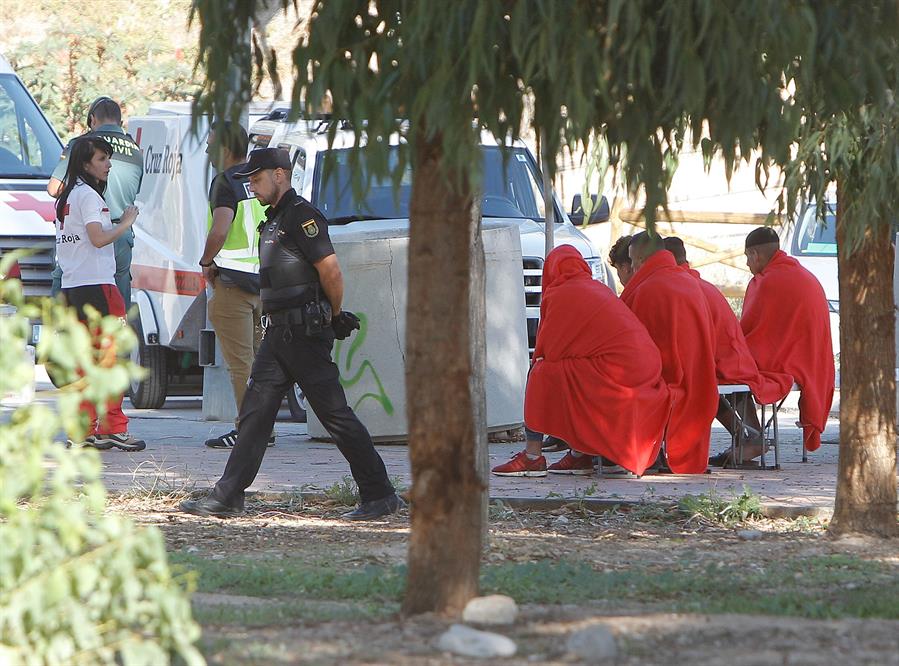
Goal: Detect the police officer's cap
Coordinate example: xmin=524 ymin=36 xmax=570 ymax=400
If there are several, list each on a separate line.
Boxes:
xmin=235 ymin=148 xmax=292 ymax=177
xmin=745 ymin=226 xmax=780 ymax=249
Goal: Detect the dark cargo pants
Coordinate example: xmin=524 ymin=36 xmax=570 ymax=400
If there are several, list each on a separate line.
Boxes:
xmin=212 ymin=324 xmax=395 ymax=508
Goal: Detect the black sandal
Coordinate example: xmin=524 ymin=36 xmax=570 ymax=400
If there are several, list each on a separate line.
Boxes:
xmin=720 ymin=450 xmax=761 ymax=470
xmin=708 ymin=450 xmax=731 ymax=467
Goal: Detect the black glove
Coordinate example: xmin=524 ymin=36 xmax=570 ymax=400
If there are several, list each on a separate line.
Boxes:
xmin=332 ymin=311 xmax=361 ymax=340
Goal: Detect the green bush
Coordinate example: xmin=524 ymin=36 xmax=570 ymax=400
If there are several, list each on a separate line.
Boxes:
xmin=0 ymin=256 xmax=203 ymax=666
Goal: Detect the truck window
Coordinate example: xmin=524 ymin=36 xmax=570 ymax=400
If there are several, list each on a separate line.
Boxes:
xmin=0 ymin=74 xmax=61 ymax=177
xmin=793 ymin=205 xmax=836 ymax=257
xmin=314 ymin=144 xmax=558 ymax=224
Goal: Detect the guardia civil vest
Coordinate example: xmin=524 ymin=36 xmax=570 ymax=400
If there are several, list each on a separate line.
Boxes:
xmin=207 ymin=169 xmax=266 ymax=274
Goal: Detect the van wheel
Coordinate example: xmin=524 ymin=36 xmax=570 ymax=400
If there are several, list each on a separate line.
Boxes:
xmin=287 ymin=383 xmax=307 ymax=423
xmin=128 ymin=319 xmax=168 ymax=409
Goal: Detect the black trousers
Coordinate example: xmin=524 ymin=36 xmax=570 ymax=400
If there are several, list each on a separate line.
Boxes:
xmin=212 ymin=324 xmax=395 ymax=508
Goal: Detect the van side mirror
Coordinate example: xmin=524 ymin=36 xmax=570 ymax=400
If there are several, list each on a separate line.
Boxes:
xmin=570 ymin=194 xmax=610 ymax=226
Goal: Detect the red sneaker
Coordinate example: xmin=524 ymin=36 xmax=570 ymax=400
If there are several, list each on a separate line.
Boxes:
xmin=491 ymin=451 xmax=547 ymax=477
xmin=548 ymin=451 xmax=594 ymax=475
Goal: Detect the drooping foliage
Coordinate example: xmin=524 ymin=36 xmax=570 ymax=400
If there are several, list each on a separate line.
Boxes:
xmin=192 ymin=1 xmax=899 ymax=238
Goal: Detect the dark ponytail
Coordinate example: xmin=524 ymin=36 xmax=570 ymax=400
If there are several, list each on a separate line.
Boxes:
xmin=55 ymin=136 xmax=114 ymax=223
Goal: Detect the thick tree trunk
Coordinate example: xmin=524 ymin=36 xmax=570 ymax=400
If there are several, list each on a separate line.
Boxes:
xmin=830 ymin=184 xmax=898 ymax=537
xmin=403 ymin=132 xmax=488 ymax=615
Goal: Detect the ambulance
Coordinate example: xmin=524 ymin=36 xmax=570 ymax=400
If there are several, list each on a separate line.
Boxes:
xmin=0 ymin=53 xmax=63 ymax=341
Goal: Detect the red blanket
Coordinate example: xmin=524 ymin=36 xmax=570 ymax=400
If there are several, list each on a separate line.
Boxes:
xmin=682 ymin=265 xmax=792 ymax=404
xmin=525 ymin=246 xmax=671 ymax=475
xmin=621 ymin=251 xmax=718 ymax=473
xmin=741 ymin=250 xmax=835 ymax=451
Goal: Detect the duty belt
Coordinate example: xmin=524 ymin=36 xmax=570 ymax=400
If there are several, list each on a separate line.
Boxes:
xmin=260 ymin=307 xmax=306 ymax=329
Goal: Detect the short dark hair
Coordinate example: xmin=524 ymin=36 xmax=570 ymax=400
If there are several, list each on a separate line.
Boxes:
xmin=609 ymin=235 xmax=632 ymax=268
xmin=210 ymin=121 xmax=249 ymax=160
xmin=663 ymin=236 xmax=687 ymax=265
xmin=745 ymin=226 xmax=780 ymax=249
xmin=629 ymin=231 xmax=665 ymax=261
xmin=88 ymin=97 xmax=122 ymax=125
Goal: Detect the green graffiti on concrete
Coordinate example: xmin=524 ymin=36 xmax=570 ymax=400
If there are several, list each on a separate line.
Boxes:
xmin=334 ymin=312 xmax=395 ymax=415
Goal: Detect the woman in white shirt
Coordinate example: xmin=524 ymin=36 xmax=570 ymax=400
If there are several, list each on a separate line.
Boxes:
xmin=55 ymin=136 xmax=145 ymax=452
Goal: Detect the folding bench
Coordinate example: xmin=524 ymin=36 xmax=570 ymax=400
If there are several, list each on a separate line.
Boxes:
xmin=717 ymin=384 xmax=787 ymax=470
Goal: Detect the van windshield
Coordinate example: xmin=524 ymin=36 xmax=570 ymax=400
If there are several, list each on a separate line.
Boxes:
xmin=0 ymin=74 xmax=62 ymax=178
xmin=794 ymin=205 xmax=836 ymax=257
xmin=313 ymin=145 xmax=556 ymax=224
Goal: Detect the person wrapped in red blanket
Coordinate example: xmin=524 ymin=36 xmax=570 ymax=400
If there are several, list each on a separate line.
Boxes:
xmin=491 ymin=245 xmax=671 ymax=478
xmin=663 ymin=237 xmax=793 ymax=466
xmin=620 ymin=233 xmax=718 ymax=474
xmin=740 ymin=227 xmax=835 ymax=452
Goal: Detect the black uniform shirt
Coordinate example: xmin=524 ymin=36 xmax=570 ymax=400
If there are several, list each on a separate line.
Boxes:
xmin=265 ymin=188 xmax=335 ymax=264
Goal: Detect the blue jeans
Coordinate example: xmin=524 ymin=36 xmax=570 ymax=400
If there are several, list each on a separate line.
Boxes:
xmin=52 ymin=226 xmax=133 ymax=309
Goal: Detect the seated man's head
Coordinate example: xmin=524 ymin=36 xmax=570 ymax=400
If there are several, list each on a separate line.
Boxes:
xmin=608 ymin=235 xmax=634 ymax=285
xmin=744 ymin=227 xmax=780 ymax=275
xmin=663 ymin=236 xmax=688 ymax=265
xmin=628 ymin=231 xmax=665 ymax=272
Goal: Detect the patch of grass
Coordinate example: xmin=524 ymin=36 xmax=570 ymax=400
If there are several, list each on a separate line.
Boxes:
xmin=109 ymin=459 xmax=197 ymax=503
xmin=193 ymin=599 xmax=395 ymax=626
xmin=624 ymin=500 xmax=680 ymax=523
xmin=170 ymin=552 xmax=404 ymax=601
xmin=390 ymin=475 xmax=408 ymax=495
xmin=172 ymin=552 xmax=899 ymax=622
xmin=323 ymin=476 xmax=360 ymax=506
xmin=678 ymin=486 xmax=762 ymax=525
xmin=489 ymin=499 xmax=517 ymax=521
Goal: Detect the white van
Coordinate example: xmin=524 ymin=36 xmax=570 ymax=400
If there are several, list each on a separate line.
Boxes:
xmin=784 ymin=202 xmax=840 ymax=356
xmin=0 ymin=53 xmax=64 ymax=336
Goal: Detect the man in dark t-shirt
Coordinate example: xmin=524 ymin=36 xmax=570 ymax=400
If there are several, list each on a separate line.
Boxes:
xmin=199 ymin=122 xmax=268 ymax=449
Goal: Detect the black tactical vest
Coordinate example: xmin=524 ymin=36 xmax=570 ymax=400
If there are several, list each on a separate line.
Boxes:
xmin=258 ymin=210 xmax=320 ymax=312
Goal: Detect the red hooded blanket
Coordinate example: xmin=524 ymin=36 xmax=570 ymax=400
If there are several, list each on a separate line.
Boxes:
xmin=741 ymin=250 xmax=835 ymax=451
xmin=621 ymin=251 xmax=718 ymax=473
xmin=682 ymin=265 xmax=792 ymax=404
xmin=524 ymin=246 xmax=671 ymax=476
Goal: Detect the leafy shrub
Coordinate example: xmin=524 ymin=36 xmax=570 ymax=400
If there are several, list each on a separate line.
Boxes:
xmin=0 ymin=257 xmax=203 ymax=666
xmin=678 ymin=486 xmax=762 ymax=525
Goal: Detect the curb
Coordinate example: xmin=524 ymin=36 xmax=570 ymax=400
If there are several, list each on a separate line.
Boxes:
xmin=249 ymin=491 xmax=832 ymax=520
xmin=488 ymin=496 xmax=833 ymax=519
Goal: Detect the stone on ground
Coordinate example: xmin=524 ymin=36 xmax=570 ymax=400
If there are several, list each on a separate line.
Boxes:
xmin=566 ymin=623 xmax=618 ymax=661
xmin=736 ymin=529 xmax=764 ymax=541
xmin=436 ymin=624 xmax=517 ymax=659
xmin=462 ymin=594 xmax=519 ymax=625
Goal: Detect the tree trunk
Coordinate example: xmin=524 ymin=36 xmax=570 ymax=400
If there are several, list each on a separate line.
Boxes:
xmin=403 ymin=132 xmax=488 ymax=615
xmin=830 ymin=183 xmax=898 ymax=537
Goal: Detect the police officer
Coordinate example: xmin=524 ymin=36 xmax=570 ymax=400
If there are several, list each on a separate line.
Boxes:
xmin=180 ymin=148 xmax=402 ymax=520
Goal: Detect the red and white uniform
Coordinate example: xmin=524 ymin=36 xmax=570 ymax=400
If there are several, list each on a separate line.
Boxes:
xmin=55 ymin=179 xmax=115 ymax=288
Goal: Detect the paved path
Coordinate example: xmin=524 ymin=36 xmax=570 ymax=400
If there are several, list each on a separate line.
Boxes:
xmin=81 ymin=396 xmax=843 ymax=515
xmin=9 ymin=368 xmax=859 ymax=514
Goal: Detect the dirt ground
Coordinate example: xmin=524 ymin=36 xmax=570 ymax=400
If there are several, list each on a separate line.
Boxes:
xmin=115 ymin=494 xmax=899 ymax=665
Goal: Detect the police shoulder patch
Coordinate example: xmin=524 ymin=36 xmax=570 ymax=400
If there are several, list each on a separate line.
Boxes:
xmin=301 ymin=218 xmax=319 ymax=238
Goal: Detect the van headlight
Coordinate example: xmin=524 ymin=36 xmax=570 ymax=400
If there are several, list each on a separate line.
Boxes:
xmin=584 ymin=257 xmax=604 ymax=281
